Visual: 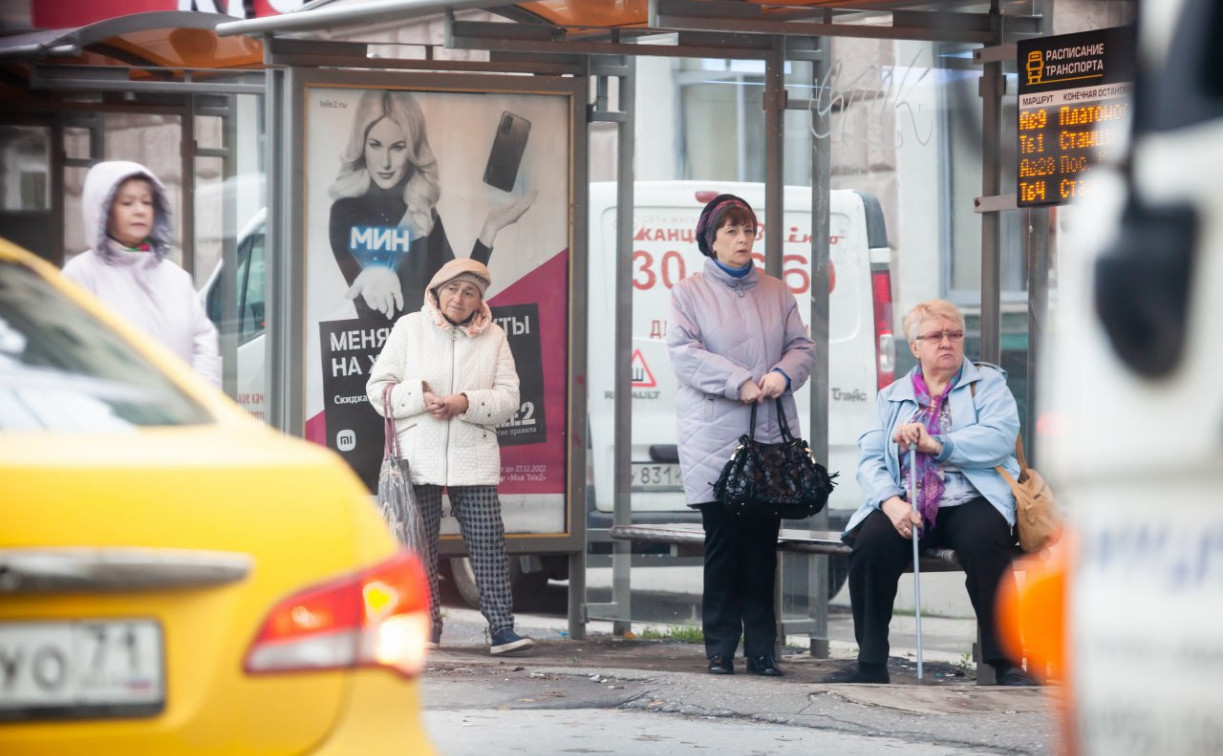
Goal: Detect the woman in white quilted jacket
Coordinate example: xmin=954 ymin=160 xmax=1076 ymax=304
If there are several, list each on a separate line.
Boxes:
xmin=367 ymin=257 xmax=534 ymax=656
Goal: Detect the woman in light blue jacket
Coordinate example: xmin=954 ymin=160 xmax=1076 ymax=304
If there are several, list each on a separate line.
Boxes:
xmin=667 ymin=193 xmax=815 ymax=678
xmin=825 ymin=299 xmax=1036 ymax=686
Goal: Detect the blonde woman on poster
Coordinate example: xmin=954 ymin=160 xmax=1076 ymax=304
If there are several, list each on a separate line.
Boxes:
xmin=328 ymin=89 xmax=536 ymax=321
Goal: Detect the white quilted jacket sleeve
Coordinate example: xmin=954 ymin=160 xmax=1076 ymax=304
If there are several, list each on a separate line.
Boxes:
xmin=366 ymin=316 xmax=428 ymax=419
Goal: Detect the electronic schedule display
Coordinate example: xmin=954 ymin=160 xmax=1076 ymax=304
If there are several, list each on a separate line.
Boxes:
xmin=1017 ymin=27 xmax=1134 ymax=207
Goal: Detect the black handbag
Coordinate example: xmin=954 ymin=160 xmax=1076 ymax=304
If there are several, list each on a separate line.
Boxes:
xmin=712 ymin=399 xmax=838 ymax=520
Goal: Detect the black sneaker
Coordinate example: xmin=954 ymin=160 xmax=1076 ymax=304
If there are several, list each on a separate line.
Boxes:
xmin=822 ymin=663 xmax=890 ymax=684
xmin=489 ymin=628 xmax=534 ymax=655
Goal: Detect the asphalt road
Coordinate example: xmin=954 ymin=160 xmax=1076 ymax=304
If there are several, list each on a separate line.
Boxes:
xmin=426 ymin=708 xmax=1002 ymax=755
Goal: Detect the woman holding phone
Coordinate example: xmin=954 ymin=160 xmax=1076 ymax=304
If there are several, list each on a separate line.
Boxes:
xmin=329 ymin=89 xmax=536 ymax=321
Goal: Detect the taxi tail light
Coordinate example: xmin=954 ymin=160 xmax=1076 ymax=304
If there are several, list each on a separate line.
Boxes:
xmin=244 ymin=551 xmax=431 ymax=678
xmin=871 ymin=266 xmax=896 ymax=390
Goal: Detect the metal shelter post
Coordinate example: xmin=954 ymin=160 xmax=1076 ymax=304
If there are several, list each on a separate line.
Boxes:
xmin=978 ymin=1 xmax=1005 ymax=364
xmin=565 ymin=58 xmax=596 ymax=643
xmin=584 ymin=54 xmax=637 ymax=636
xmin=764 ymin=38 xmax=784 ymax=655
xmin=978 ymin=9 xmax=1009 ymax=687
xmin=806 ymin=37 xmax=833 ymax=660
xmin=265 ymin=66 xmax=297 ymax=435
xmin=218 ymin=94 xmax=241 ymax=399
xmin=763 ymin=40 xmax=784 ymax=278
xmin=180 ymin=96 xmax=196 ymax=276
xmin=49 ymin=121 xmax=66 ymax=266
xmin=613 ymin=58 xmax=637 ymax=638
xmin=1025 ymin=206 xmax=1050 ymax=460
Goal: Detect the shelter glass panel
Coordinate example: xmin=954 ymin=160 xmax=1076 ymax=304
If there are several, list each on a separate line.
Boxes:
xmin=195 ymin=113 xmax=223 ymax=152
xmin=63 ymin=126 xmax=92 ymax=162
xmin=192 ymin=92 xmax=267 ymax=423
xmin=97 ymin=113 xmax=184 ymax=267
xmin=0 ymin=126 xmax=52 ymax=262
xmin=63 ymin=166 xmax=90 ymax=261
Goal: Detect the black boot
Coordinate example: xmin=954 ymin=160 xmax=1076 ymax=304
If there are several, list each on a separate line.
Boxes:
xmin=993 ymin=664 xmax=1039 ymax=686
xmin=746 ymin=655 xmax=783 ymax=677
xmin=707 ymin=655 xmax=734 ymax=675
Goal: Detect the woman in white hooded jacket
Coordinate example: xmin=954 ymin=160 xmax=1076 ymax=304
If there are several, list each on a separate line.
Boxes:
xmin=62 ymin=161 xmax=220 ymax=386
xmin=367 ymin=257 xmax=534 ymax=655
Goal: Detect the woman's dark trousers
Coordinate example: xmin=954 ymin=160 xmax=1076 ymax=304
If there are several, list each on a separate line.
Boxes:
xmin=700 ymin=503 xmax=782 ymax=660
xmin=847 ymin=497 xmax=1016 ymax=668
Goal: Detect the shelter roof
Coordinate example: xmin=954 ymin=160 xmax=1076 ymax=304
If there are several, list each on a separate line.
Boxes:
xmin=0 ymin=11 xmax=261 ymax=106
xmin=0 ymin=1 xmax=1037 ymax=106
xmin=215 ymin=0 xmax=1034 ymax=44
xmin=0 ymin=11 xmax=262 ymax=68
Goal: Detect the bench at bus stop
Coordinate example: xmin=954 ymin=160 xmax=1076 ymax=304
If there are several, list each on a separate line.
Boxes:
xmin=607 ymin=522 xmax=1008 ymax=685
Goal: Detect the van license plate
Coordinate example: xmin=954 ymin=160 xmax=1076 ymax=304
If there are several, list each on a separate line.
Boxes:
xmin=0 ymin=620 xmax=164 ymax=720
xmin=631 ymin=463 xmax=684 ymax=491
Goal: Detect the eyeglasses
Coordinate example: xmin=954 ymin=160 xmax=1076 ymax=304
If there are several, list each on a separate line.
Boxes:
xmin=915 ymin=329 xmax=964 ymax=343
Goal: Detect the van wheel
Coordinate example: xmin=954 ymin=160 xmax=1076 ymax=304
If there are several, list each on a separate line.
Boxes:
xmin=448 ymin=556 xmax=551 ymax=609
xmin=448 ymin=557 xmax=482 ymax=608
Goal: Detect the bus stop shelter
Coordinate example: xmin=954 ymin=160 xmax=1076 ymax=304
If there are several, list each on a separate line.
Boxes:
xmin=1 ymin=0 xmax=1110 ymax=650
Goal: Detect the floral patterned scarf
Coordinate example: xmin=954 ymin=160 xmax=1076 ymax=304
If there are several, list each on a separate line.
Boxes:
xmin=900 ymin=365 xmax=962 ymax=531
xmin=422 ymin=290 xmax=492 ymax=338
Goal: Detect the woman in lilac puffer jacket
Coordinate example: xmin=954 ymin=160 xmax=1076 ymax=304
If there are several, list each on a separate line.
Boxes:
xmin=667 ymin=193 xmax=815 ymax=678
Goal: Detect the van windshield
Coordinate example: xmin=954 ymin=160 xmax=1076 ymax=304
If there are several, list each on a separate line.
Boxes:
xmin=0 ymin=260 xmax=214 ymax=431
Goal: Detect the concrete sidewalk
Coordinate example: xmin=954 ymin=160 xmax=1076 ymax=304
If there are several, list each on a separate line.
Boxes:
xmin=422 ymin=606 xmax=1055 ymax=755
xmin=437 ymin=603 xmax=982 ymax=676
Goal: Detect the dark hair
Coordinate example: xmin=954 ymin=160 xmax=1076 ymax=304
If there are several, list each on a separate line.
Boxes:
xmin=715 ymin=203 xmax=755 ymax=231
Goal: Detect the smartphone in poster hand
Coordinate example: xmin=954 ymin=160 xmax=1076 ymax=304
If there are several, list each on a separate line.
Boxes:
xmin=483 ymin=111 xmax=531 ymax=193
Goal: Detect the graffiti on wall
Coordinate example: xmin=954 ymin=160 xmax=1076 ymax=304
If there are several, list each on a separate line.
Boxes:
xmin=809 ymin=47 xmax=936 ymax=151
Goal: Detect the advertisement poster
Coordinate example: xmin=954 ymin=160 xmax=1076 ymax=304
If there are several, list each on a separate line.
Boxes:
xmin=302 ymin=83 xmax=570 ymax=535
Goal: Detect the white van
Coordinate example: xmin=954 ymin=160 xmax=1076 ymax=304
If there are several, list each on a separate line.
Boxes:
xmin=200 ymin=208 xmax=267 ymax=422
xmin=204 ymin=182 xmax=896 ymax=600
xmin=585 ymin=181 xmax=896 ymax=531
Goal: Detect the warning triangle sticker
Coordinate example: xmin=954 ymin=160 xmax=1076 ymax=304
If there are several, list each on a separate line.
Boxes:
xmin=631 ymin=349 xmax=657 ymax=388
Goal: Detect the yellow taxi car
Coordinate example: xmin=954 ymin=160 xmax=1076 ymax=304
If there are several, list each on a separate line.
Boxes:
xmin=0 ymin=238 xmax=436 ymax=755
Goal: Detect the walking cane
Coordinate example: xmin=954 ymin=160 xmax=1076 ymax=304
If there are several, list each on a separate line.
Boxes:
xmin=908 ymin=445 xmax=924 ymax=683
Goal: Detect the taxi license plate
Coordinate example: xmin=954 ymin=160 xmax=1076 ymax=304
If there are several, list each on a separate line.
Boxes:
xmin=0 ymin=620 xmax=164 ymax=721
xmin=630 ymin=463 xmax=683 ymax=491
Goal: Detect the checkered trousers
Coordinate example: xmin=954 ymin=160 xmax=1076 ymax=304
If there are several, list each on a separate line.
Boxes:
xmin=413 ymin=484 xmax=514 ymax=634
